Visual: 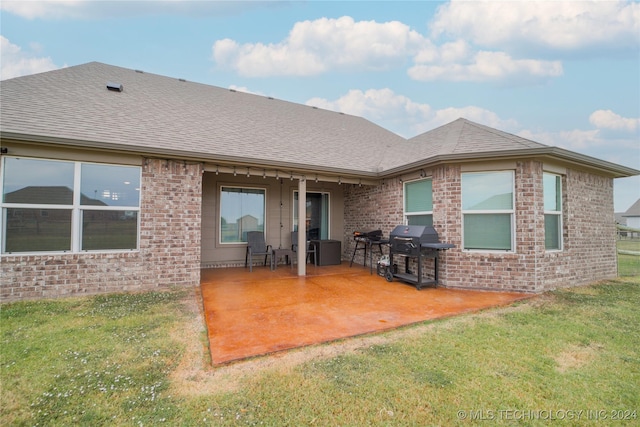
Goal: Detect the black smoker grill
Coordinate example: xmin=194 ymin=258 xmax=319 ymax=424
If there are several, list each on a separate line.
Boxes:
xmin=385 ymin=225 xmax=454 ymax=290
xmin=349 ymin=229 xmax=388 ymax=274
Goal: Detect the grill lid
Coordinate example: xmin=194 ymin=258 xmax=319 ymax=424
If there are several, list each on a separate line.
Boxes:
xmin=389 ymin=225 xmax=439 ymax=243
xmin=389 ymin=225 xmax=454 ymax=249
xmin=353 ymin=229 xmax=383 ymax=241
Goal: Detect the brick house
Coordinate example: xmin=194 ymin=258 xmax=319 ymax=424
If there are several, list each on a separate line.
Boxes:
xmin=1 ymin=62 xmax=638 ymax=301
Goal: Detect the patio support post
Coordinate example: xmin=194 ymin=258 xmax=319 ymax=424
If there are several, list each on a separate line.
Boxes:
xmin=297 ymin=177 xmax=307 ymax=276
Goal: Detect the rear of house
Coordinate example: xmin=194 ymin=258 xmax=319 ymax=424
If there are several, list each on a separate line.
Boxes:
xmin=345 ymin=159 xmax=618 ymax=292
xmin=1 ymin=62 xmax=637 ymax=301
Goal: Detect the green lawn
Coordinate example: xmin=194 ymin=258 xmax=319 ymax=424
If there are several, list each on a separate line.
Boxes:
xmin=2 ymin=277 xmax=639 ymax=426
xmin=618 ymin=238 xmax=640 ymax=276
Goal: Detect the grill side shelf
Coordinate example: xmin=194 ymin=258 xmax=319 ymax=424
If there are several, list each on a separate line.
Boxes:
xmin=386 ymin=244 xmax=454 ymax=290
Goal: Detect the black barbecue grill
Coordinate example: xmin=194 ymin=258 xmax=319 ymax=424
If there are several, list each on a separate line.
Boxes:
xmin=349 ymin=229 xmax=388 ymax=274
xmin=385 ymin=225 xmax=454 ymax=289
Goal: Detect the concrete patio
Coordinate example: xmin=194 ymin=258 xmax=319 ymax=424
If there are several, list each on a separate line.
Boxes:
xmin=201 ymin=262 xmax=531 ymax=364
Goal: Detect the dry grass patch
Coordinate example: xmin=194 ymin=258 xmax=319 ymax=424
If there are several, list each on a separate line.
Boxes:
xmin=3 ymin=277 xmax=638 ymax=426
xmin=168 ymin=286 xmax=396 ymax=396
xmin=554 ymin=342 xmax=604 ymax=373
xmin=168 ymin=289 xmax=536 ymax=398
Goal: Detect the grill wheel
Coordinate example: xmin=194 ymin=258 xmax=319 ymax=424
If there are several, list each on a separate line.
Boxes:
xmin=385 ymin=268 xmax=394 ymax=282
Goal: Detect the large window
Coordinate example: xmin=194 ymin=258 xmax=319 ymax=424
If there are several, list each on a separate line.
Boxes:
xmin=462 ymin=171 xmax=514 ymax=251
xmin=1 ymin=157 xmax=141 ymax=254
xmin=294 ymin=191 xmax=329 ymax=240
xmin=404 ymin=178 xmax=432 ymax=226
xmin=544 ymin=173 xmax=563 ymax=250
xmin=220 ymin=186 xmax=266 ymax=243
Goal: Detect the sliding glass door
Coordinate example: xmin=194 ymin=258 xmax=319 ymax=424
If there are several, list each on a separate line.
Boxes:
xmin=293 ymin=192 xmax=329 ymax=240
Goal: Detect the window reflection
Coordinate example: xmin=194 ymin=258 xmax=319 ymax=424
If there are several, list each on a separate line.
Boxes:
xmin=462 ymin=171 xmax=513 ymax=210
xmin=82 ymin=210 xmax=138 ymax=250
xmin=81 ymin=164 xmax=140 ymax=207
xmin=293 ymin=192 xmax=330 ymax=240
xmin=5 ymin=208 xmax=72 ymax=252
xmin=2 ymin=158 xmax=74 ymax=205
xmin=220 ymin=187 xmax=265 ymax=243
xmin=462 ymin=171 xmax=514 ymax=251
xmin=1 ymin=157 xmax=141 ymax=253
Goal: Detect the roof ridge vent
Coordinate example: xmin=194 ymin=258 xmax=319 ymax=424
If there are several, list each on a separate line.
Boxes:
xmin=229 ymin=88 xmax=237 ymax=92
xmin=106 ymin=82 xmax=123 ymax=92
xmin=178 ymin=78 xmax=186 ymax=82
xmin=135 ymin=69 xmax=144 ymax=73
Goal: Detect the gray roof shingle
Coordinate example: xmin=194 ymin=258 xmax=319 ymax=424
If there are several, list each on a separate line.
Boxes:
xmin=1 ymin=62 xmax=637 ymax=178
xmin=622 ymin=199 xmax=640 ymax=217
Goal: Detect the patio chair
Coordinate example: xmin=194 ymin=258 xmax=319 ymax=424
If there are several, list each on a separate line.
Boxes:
xmin=291 ymin=231 xmax=317 ymax=266
xmin=245 ymin=231 xmax=272 ymax=272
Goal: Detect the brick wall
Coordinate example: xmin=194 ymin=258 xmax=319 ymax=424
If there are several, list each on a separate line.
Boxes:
xmin=540 ymin=169 xmax=617 ymax=289
xmin=344 ymin=177 xmax=403 ymax=266
xmin=1 ymin=159 xmax=203 ymax=302
xmin=344 ymin=161 xmax=617 ymax=293
xmin=443 ymin=162 xmax=542 ymax=292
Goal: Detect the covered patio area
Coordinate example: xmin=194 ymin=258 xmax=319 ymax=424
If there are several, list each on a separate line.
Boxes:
xmin=201 ymin=262 xmax=531 ymax=364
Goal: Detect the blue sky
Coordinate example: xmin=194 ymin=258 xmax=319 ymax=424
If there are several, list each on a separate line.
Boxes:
xmin=1 ymin=0 xmax=639 ymax=212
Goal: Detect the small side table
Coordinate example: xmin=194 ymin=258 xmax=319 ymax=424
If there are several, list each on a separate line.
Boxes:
xmin=271 ymin=248 xmax=294 ymax=270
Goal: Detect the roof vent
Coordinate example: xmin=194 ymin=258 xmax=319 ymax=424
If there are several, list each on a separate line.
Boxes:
xmin=178 ymin=78 xmax=186 ymax=82
xmin=135 ymin=69 xmax=144 ymax=73
xmin=106 ymin=82 xmax=123 ymax=92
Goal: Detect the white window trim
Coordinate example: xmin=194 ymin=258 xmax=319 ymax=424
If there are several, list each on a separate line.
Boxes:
xmin=461 ymin=170 xmax=515 ymax=253
xmin=218 ymin=185 xmax=267 ymax=245
xmin=403 ymin=177 xmax=433 ymax=225
xmin=544 ymin=172 xmax=563 ymax=252
xmin=1 ymin=157 xmax=141 ymax=255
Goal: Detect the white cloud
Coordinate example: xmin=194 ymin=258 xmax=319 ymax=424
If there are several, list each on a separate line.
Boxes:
xmin=430 ymin=0 xmax=640 ymax=54
xmin=0 ymin=1 xmax=81 ymax=20
xmin=306 ymin=86 xmax=638 ymax=174
xmin=307 ymin=88 xmax=430 ymax=137
xmin=518 ymin=127 xmax=639 ymax=169
xmin=305 ymin=88 xmax=519 ymax=138
xmin=521 ymin=128 xmax=602 ymax=151
xmin=506 ymin=122 xmax=640 ymax=211
xmin=0 ymin=36 xmax=59 ymax=80
xmin=429 ymin=106 xmax=518 ymax=132
xmin=213 ymin=16 xmax=427 ymax=77
xmin=409 ymin=49 xmax=563 ymax=82
xmin=213 ymin=15 xmax=567 ymax=84
xmin=0 ymin=0 xmax=281 ymax=20
xmin=590 ymin=110 xmax=639 ymax=133
xmin=213 ymin=37 xmax=328 ymax=77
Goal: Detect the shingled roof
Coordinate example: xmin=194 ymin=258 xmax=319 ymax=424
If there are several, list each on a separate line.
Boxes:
xmin=1 ymin=62 xmax=637 ymax=179
xmin=622 ymin=199 xmax=640 ymax=217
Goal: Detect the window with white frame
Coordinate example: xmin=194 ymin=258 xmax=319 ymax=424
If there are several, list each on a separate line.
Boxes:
xmin=462 ymin=171 xmax=514 ymax=251
xmin=404 ymin=178 xmax=433 ymax=226
xmin=219 ymin=186 xmax=266 ymax=243
xmin=1 ymin=157 xmax=141 ymax=254
xmin=543 ymin=172 xmax=563 ymax=250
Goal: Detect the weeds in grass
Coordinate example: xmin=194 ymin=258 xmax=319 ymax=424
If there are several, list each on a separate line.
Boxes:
xmin=1 ymin=290 xmax=186 ymax=426
xmin=2 ymin=279 xmax=639 ymax=426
